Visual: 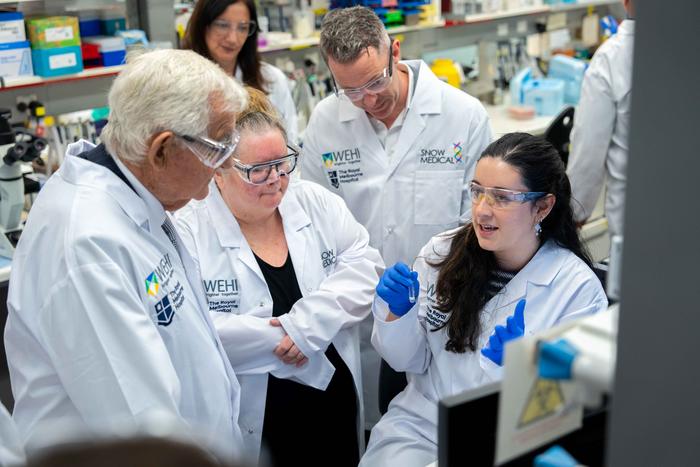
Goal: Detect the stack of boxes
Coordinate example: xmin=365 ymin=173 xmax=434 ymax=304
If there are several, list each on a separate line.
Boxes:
xmin=79 ymin=10 xmax=126 ymax=69
xmin=0 ymin=12 xmax=33 ymax=79
xmin=27 ymin=16 xmax=83 ymax=77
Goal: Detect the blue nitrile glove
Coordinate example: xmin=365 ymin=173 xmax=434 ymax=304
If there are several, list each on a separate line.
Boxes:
xmin=481 ymin=299 xmax=526 ymax=366
xmin=376 ymin=262 xmax=419 ymax=317
xmin=539 ymin=338 xmax=580 ymax=380
xmin=534 ymin=445 xmax=579 ymax=467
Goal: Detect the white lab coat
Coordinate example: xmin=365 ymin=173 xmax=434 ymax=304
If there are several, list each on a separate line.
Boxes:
xmin=236 ymin=62 xmax=298 ymax=144
xmin=0 ymin=403 xmax=24 ymax=467
xmin=567 ymin=20 xmax=634 ymax=237
xmin=301 ymin=59 xmax=492 ymax=425
xmin=360 ymin=231 xmax=608 ymax=466
xmin=175 ymin=179 xmax=384 ymax=461
xmin=4 ymin=141 xmax=243 ymax=459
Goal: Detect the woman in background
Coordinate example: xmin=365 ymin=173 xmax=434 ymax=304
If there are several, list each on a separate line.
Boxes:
xmin=184 ymin=0 xmax=298 ymax=143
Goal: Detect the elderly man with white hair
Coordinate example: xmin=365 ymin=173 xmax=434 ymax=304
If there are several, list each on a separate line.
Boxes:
xmin=3 ymin=49 xmax=248 ymax=459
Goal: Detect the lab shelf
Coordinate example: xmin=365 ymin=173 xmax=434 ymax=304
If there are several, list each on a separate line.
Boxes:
xmin=0 ymin=65 xmax=125 ymax=91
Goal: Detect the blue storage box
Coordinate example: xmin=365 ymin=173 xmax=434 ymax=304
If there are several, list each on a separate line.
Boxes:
xmin=79 ymin=18 xmax=101 ymax=37
xmin=31 ymin=45 xmax=83 ymax=77
xmin=523 ymin=78 xmax=565 ymax=116
xmin=100 ymin=16 xmax=126 ymax=36
xmin=548 ymin=55 xmax=587 ymax=105
xmin=102 ymin=49 xmax=125 ymax=66
xmin=83 ymin=36 xmax=125 ymax=67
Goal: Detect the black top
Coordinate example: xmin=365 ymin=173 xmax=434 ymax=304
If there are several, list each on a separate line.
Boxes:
xmin=484 ymin=268 xmax=518 ymax=303
xmin=255 ymin=252 xmax=359 ymax=467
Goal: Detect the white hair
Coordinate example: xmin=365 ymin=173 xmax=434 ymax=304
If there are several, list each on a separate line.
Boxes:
xmin=101 ymin=49 xmax=247 ymax=163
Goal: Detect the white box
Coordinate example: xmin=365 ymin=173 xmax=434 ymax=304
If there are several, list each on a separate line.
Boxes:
xmin=0 ymin=41 xmax=33 ymax=78
xmin=0 ymin=12 xmax=26 ymax=44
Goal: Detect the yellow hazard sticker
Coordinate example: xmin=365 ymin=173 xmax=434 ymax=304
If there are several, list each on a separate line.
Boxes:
xmin=518 ymin=379 xmax=565 ymax=427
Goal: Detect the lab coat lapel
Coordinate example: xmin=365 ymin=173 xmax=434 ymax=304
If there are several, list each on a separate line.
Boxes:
xmin=278 ymin=187 xmax=312 ymax=292
xmin=387 ymin=61 xmax=442 ymax=178
xmin=205 ymin=183 xmax=266 ymax=284
xmin=482 ymin=241 xmax=566 ymax=324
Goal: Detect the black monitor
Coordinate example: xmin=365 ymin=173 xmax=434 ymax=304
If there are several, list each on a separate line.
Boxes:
xmin=438 ymin=382 xmax=608 ymax=467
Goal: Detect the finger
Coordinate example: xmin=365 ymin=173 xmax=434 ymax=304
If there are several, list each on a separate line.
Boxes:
xmin=393 ymin=262 xmax=412 ymax=277
xmin=489 ymin=333 xmax=503 ymax=351
xmin=274 ymin=336 xmax=293 ymax=357
xmin=506 ymin=315 xmax=518 ymax=335
xmin=513 ymin=299 xmax=526 ymax=330
xmin=269 ymin=318 xmax=281 ymax=327
xmin=495 ymin=325 xmax=510 ymax=342
xmin=295 ymin=357 xmax=308 ymax=368
xmin=387 ymin=267 xmax=414 ymax=288
xmin=382 ymin=274 xmax=405 ymax=293
xmin=284 ymin=346 xmax=300 ymax=362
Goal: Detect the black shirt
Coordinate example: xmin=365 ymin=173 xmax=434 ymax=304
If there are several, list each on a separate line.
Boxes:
xmin=255 ymin=252 xmax=359 ymax=467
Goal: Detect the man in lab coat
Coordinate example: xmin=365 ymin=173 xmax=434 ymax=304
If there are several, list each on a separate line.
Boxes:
xmin=4 ymin=49 xmax=248 ymax=459
xmin=301 ymin=6 xmax=492 ymax=427
xmin=567 ymin=0 xmax=635 ymax=237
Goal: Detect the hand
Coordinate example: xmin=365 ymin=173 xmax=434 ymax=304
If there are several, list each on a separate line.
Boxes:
xmin=270 ymin=318 xmax=308 ymax=367
xmin=376 ymin=262 xmax=419 ymax=317
xmin=481 ymin=299 xmax=526 ymax=366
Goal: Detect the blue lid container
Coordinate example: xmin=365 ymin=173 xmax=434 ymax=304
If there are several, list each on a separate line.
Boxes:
xmin=523 ymin=78 xmax=565 ymax=116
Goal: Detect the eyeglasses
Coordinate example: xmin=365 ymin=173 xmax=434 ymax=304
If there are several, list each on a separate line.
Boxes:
xmin=231 ymin=145 xmax=300 ymax=185
xmin=174 ymin=130 xmax=240 ymax=169
xmin=332 ymin=41 xmax=394 ymax=102
xmin=469 ymin=181 xmax=547 ymax=209
xmin=210 ymin=19 xmax=257 ymax=38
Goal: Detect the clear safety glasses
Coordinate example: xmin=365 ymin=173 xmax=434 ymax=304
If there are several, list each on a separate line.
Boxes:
xmin=332 ymin=41 xmax=394 ymax=102
xmin=210 ymin=19 xmax=257 ymax=38
xmin=231 ymin=145 xmax=300 ymax=185
xmin=470 ymin=181 xmax=547 ymax=209
xmin=175 ymin=131 xmax=240 ymax=170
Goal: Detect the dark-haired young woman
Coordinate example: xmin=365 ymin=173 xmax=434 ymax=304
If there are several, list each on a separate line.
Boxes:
xmin=183 ymin=0 xmax=298 ymax=143
xmin=361 ymin=133 xmax=609 ymax=467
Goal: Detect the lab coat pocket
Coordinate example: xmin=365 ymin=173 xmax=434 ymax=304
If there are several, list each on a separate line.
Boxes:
xmin=414 ymin=170 xmax=463 ymax=225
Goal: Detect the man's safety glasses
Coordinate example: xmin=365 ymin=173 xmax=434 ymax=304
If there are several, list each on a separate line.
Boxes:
xmin=210 ymin=19 xmax=257 ymax=38
xmin=332 ymin=41 xmax=394 ymax=102
xmin=470 ymin=181 xmax=547 ymax=209
xmin=231 ymin=145 xmax=300 ymax=185
xmin=175 ymin=131 xmax=240 ymax=169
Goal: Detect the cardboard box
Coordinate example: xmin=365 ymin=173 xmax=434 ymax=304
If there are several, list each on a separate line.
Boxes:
xmin=32 ymin=45 xmax=83 ymax=77
xmin=0 ymin=12 xmax=26 ymax=44
xmin=0 ymin=41 xmax=33 ymax=78
xmin=27 ymin=16 xmax=81 ymax=49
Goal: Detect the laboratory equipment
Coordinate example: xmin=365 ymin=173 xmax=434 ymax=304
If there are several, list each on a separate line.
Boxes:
xmin=0 ymin=108 xmax=47 ymax=258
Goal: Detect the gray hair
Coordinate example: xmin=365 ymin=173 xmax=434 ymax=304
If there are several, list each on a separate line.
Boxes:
xmin=101 ymin=49 xmax=247 ymax=164
xmin=319 ymin=6 xmax=390 ymax=64
xmin=237 ymin=112 xmax=288 ymax=146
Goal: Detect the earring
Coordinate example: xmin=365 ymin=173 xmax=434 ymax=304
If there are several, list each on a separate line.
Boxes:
xmin=534 ymin=220 xmax=542 ymax=237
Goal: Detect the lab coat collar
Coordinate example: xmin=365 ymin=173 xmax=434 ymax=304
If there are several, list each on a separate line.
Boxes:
xmin=62 ymin=140 xmax=151 ymax=229
xmin=206 ymin=180 xmax=246 ymax=249
xmin=337 ymin=60 xmax=442 ymax=123
xmin=485 ymin=240 xmax=568 ymax=313
xmin=619 ymin=19 xmax=634 ymax=35
xmin=205 ymin=180 xmax=312 ymax=249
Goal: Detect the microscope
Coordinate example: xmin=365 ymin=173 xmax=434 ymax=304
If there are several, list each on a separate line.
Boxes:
xmin=0 ymin=108 xmax=47 ymax=258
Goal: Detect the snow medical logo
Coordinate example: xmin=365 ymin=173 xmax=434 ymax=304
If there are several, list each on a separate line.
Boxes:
xmin=145 ymin=272 xmax=159 ymax=297
xmin=453 ymin=142 xmax=463 ymax=162
xmin=322 ymin=152 xmax=334 ymax=169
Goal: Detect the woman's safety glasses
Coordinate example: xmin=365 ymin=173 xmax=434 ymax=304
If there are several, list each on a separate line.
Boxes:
xmin=231 ymin=145 xmax=300 ymax=185
xmin=332 ymin=41 xmax=394 ymax=102
xmin=210 ymin=19 xmax=257 ymax=38
xmin=175 ymin=131 xmax=240 ymax=170
xmin=469 ymin=181 xmax=547 ymax=209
